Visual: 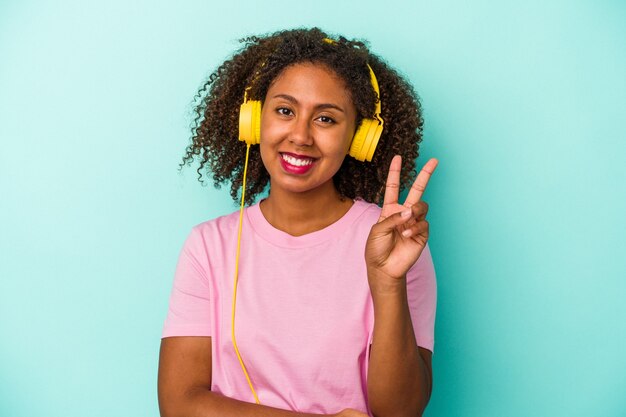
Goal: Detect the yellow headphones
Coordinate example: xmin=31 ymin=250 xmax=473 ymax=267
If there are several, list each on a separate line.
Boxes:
xmin=238 ymin=41 xmax=384 ymax=162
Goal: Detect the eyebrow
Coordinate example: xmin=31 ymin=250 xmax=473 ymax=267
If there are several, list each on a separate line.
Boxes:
xmin=271 ymin=94 xmax=345 ymax=113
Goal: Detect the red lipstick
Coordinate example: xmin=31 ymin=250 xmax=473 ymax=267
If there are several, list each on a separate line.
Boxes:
xmin=279 ymin=152 xmax=316 ymax=175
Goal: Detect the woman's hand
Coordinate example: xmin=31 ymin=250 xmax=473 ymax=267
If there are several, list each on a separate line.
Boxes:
xmin=365 ymin=155 xmax=438 ymax=286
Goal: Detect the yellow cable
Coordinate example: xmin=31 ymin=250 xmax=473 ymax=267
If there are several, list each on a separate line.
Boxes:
xmin=231 ymin=144 xmax=261 ymax=404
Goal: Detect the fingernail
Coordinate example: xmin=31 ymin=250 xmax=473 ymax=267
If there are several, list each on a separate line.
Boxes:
xmin=401 ymin=209 xmax=411 ymax=219
xmin=402 ymin=229 xmax=412 ymax=237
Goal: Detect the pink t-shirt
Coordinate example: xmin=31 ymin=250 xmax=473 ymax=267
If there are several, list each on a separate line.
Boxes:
xmin=162 ymin=199 xmax=436 ymax=415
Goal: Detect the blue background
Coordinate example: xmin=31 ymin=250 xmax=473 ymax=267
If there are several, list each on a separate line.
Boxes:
xmin=1 ymin=1 xmax=625 ymax=415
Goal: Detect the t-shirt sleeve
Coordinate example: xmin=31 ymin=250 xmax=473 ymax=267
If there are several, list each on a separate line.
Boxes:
xmin=162 ymin=227 xmax=212 ymax=338
xmin=406 ymin=242 xmax=437 ymax=352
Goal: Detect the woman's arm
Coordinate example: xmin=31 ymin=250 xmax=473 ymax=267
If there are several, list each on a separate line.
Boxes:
xmin=158 ymin=337 xmax=365 ymax=417
xmin=366 ymin=276 xmax=432 ymax=417
xmin=364 ymin=155 xmax=438 ymax=417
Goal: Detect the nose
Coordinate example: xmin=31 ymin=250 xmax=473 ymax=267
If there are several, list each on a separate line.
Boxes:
xmin=289 ymin=115 xmax=313 ymax=147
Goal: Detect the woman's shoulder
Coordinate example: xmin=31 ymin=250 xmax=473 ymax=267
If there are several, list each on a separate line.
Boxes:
xmin=352 ymin=198 xmax=382 ymax=224
xmin=185 ymin=204 xmax=259 ymax=244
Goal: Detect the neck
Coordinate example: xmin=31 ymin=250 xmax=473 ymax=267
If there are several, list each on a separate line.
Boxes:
xmin=260 ymin=181 xmax=354 ymax=236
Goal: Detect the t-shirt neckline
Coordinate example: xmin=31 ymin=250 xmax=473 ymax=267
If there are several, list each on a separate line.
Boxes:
xmin=246 ymin=199 xmax=372 ymax=248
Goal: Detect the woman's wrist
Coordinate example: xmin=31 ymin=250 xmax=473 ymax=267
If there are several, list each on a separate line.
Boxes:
xmin=367 ymin=268 xmax=408 ymax=299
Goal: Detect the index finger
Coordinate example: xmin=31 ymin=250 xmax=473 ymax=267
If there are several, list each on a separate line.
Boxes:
xmin=382 ymin=155 xmax=402 ymax=209
xmin=404 ymin=158 xmax=438 ymax=206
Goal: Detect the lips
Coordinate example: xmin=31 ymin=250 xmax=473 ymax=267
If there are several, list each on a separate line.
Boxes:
xmin=279 ymin=152 xmax=317 ymax=175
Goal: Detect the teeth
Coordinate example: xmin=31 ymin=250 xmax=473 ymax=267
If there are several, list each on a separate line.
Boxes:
xmin=282 ymin=154 xmax=314 ymax=167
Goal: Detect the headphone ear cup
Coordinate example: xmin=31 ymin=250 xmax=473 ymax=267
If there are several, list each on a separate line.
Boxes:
xmin=363 ymin=120 xmax=383 ymax=162
xmin=349 ymin=118 xmax=381 ymax=162
xmin=239 ymin=100 xmax=262 ymax=145
xmin=349 ymin=119 xmax=370 ymax=161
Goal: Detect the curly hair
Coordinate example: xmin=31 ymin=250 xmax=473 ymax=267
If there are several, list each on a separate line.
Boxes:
xmin=180 ymin=27 xmax=424 ymax=205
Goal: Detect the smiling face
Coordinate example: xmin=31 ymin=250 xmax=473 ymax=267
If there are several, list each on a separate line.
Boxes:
xmin=259 ymin=62 xmax=357 ymax=198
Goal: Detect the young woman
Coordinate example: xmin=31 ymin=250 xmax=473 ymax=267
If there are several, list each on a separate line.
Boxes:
xmin=158 ymin=28 xmax=438 ymax=417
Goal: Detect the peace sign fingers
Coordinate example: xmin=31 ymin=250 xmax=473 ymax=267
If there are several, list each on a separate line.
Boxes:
xmin=404 ymin=158 xmax=439 ymax=207
xmin=368 ymin=155 xmax=438 ymax=280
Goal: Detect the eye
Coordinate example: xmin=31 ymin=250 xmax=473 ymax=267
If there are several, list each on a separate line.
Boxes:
xmin=276 ymin=107 xmax=293 ymax=116
xmin=317 ymin=115 xmax=335 ymax=124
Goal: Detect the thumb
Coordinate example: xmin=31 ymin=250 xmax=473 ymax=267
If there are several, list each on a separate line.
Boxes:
xmin=376 ymin=207 xmax=413 ymax=231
